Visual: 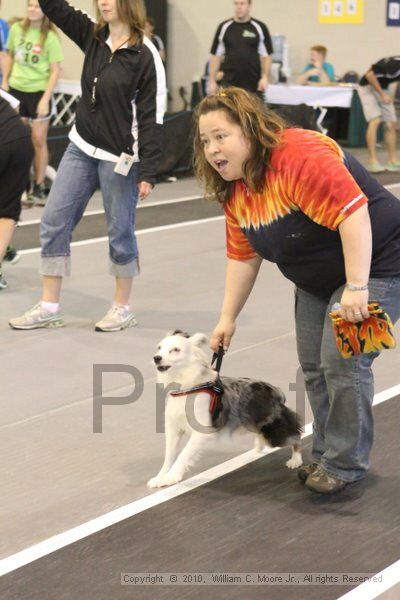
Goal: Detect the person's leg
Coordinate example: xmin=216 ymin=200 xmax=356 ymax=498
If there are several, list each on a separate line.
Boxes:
xmin=357 ymin=86 xmax=384 ymax=170
xmin=40 ymin=143 xmax=99 ymax=298
xmin=99 ymin=162 xmax=140 ymax=279
xmin=365 ymin=117 xmax=382 ymax=165
xmin=317 ymin=278 xmax=400 ymax=483
xmin=0 ymin=137 xmax=33 ymax=288
xmin=0 ymin=218 xmax=16 ymax=262
xmin=295 ymin=288 xmax=330 ymax=462
xmin=114 ymin=276 xmax=133 ymax=306
xmin=95 ymin=162 xmax=139 ymax=331
xmin=9 ymin=143 xmax=99 ymax=328
xmin=31 ymin=118 xmax=50 ymax=185
xmin=384 ymin=122 xmax=397 ymax=162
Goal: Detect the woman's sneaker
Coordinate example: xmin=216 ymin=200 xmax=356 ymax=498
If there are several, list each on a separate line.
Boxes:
xmin=9 ymin=303 xmax=64 ymax=329
xmin=29 ymin=183 xmax=47 ymax=206
xmin=95 ymin=305 xmax=137 ymax=332
xmin=4 ymin=246 xmax=20 ymax=265
xmin=0 ymin=269 xmax=7 ymax=290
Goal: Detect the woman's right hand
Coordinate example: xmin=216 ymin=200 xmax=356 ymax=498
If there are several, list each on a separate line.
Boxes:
xmin=1 ymin=81 xmax=9 ymax=92
xmin=210 ymin=316 xmax=236 ymax=352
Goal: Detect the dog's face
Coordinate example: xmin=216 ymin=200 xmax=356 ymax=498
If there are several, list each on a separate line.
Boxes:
xmin=153 ymin=330 xmax=208 ymax=377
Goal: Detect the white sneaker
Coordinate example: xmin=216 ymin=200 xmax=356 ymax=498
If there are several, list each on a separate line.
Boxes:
xmin=9 ymin=302 xmax=64 ymax=330
xmin=95 ymin=305 xmax=137 ymax=332
xmin=0 ymin=270 xmax=8 ymax=290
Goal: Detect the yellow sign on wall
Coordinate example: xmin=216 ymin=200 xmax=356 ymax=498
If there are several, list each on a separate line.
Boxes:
xmin=318 ymin=0 xmax=364 ymax=24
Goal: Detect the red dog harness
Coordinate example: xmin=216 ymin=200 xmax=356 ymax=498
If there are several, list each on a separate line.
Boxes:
xmin=170 ymin=380 xmax=224 ymax=416
xmin=169 ymin=347 xmax=225 ymax=418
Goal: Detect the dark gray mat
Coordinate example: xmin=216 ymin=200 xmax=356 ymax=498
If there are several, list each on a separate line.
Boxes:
xmin=1 ymin=396 xmax=399 ymax=600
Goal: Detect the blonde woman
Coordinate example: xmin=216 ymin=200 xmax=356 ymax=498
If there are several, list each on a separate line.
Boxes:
xmin=10 ymin=0 xmax=166 ymax=332
xmin=2 ymin=0 xmax=63 ymax=204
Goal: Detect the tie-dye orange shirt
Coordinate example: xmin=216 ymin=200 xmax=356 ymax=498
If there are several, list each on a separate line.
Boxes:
xmin=224 ymin=128 xmax=372 ymax=297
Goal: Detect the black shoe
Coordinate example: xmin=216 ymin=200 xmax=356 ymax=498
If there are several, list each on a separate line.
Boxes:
xmin=4 ymin=246 xmax=20 ymax=265
xmin=29 ymin=183 xmax=47 ymax=206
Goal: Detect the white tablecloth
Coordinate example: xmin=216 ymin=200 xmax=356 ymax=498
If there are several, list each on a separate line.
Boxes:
xmin=55 ymin=79 xmax=82 ymax=96
xmin=265 ymin=84 xmax=355 ymax=108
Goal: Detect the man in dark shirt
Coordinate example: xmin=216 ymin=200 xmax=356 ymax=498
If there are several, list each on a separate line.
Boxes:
xmin=358 ymin=56 xmax=400 ymax=173
xmin=208 ymin=0 xmax=273 ymax=95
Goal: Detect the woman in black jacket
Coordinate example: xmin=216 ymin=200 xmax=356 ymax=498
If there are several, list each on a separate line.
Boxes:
xmin=10 ymin=0 xmax=166 ymax=331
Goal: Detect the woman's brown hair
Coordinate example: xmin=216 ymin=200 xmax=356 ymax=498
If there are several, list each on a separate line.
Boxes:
xmin=193 ymin=87 xmax=286 ymax=204
xmin=93 ymin=0 xmax=146 ymax=46
xmin=21 ymin=1 xmax=58 ymax=46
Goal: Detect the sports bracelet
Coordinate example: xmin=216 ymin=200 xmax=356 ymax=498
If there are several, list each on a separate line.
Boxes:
xmin=345 ymin=283 xmax=369 ymax=291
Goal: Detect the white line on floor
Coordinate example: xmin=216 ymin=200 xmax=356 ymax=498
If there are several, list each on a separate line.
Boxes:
xmin=383 ymin=182 xmax=400 ymax=191
xmin=16 ymin=216 xmax=225 ymax=255
xmin=18 ymin=195 xmax=204 ymax=226
xmin=337 ymin=559 xmax=400 ymax=600
xmin=0 ymin=384 xmax=399 ymax=578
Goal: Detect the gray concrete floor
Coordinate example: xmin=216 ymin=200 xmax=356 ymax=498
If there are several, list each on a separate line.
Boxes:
xmin=18 ymin=176 xmax=205 ymax=225
xmin=1 ymin=148 xmax=400 ymax=563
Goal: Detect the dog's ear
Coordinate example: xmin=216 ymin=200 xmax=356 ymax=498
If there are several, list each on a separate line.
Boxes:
xmin=168 ymin=329 xmax=190 ymax=338
xmin=190 ymin=333 xmax=208 ymax=347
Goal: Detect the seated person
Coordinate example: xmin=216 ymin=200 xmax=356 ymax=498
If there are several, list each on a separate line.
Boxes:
xmin=297 ymin=45 xmax=335 ymax=85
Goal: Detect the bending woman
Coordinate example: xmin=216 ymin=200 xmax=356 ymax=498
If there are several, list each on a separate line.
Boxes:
xmin=194 ymin=87 xmax=400 ymax=494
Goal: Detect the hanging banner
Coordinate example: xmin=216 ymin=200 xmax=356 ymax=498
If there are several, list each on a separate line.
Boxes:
xmin=387 ymin=1 xmax=400 ymax=26
xmin=318 ymin=0 xmax=364 ymax=24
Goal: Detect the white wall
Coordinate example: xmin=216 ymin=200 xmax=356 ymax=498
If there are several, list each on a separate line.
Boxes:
xmin=167 ymin=0 xmax=400 ymax=109
xmin=2 ymin=0 xmax=400 ymax=110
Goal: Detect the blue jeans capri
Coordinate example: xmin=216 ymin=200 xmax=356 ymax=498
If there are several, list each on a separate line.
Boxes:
xmin=40 ymin=142 xmax=140 ymax=277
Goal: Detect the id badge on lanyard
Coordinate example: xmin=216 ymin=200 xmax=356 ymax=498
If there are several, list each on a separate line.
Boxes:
xmin=114 ymin=153 xmax=135 ymax=176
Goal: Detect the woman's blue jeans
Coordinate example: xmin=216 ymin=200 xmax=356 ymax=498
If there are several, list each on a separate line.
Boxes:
xmin=40 ymin=142 xmax=140 ymax=277
xmin=295 ymin=277 xmax=400 ymax=482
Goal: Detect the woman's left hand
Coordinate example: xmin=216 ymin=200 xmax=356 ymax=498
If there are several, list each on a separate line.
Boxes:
xmin=138 ymin=181 xmax=153 ymax=201
xmin=338 ymin=288 xmax=369 ymax=322
xmin=36 ymin=97 xmax=49 ymax=118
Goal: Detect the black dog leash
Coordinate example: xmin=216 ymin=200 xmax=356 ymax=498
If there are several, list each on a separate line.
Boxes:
xmin=211 ymin=345 xmax=225 ymax=373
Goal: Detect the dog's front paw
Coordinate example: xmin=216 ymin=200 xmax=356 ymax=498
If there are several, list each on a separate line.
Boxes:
xmin=147 ymin=476 xmax=169 ymax=489
xmin=161 ymin=471 xmax=183 ymax=486
xmin=147 ymin=472 xmax=183 ymax=488
xmin=286 ymin=455 xmax=303 ymax=469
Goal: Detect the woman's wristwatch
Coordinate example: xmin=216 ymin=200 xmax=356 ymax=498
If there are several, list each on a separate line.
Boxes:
xmin=345 ymin=282 xmax=369 ymax=291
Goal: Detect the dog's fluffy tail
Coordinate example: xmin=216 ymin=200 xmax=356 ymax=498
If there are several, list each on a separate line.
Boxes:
xmin=260 ymin=405 xmax=302 ymax=448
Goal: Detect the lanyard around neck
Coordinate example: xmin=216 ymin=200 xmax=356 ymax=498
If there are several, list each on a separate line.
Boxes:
xmin=91 ymin=38 xmax=130 ymax=112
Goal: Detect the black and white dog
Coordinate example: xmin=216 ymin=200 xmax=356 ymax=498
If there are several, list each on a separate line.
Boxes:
xmin=147 ymin=331 xmax=302 ymax=488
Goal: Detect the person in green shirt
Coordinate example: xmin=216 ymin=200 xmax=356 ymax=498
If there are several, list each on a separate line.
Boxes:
xmin=2 ymin=0 xmax=63 ymax=204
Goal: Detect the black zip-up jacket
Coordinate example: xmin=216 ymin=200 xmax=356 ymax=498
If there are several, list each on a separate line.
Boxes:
xmin=39 ymin=0 xmax=166 ymax=184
